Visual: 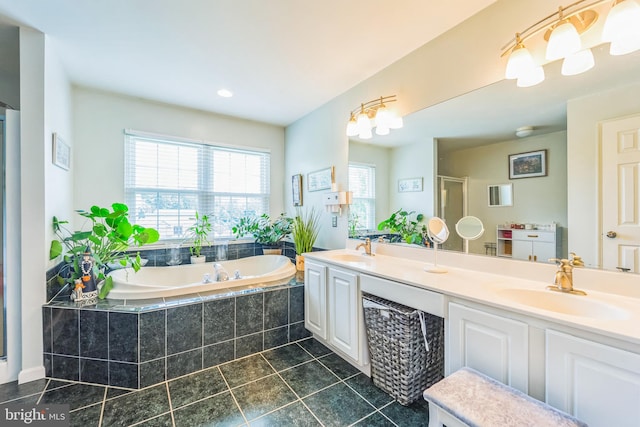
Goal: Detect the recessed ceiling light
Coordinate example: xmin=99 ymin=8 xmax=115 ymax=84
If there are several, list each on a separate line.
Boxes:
xmin=217 ymin=89 xmax=233 ymax=98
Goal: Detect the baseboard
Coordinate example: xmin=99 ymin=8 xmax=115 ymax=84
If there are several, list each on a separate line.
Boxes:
xmin=18 ymin=365 xmax=45 ymax=384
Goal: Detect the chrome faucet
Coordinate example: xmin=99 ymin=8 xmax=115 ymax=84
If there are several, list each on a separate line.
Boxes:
xmin=547 ymin=253 xmax=586 ymax=295
xmin=355 ymin=238 xmax=374 ymax=256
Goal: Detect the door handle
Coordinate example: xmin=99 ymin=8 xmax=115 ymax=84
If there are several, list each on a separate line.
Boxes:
xmin=606 ymin=231 xmax=617 ymax=239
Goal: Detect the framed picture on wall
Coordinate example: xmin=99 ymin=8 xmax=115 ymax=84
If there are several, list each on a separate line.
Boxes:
xmin=398 ymin=177 xmax=423 ymax=193
xmin=52 ymin=133 xmax=71 ymax=171
xmin=292 ymin=174 xmax=303 ymax=206
xmin=307 ymin=167 xmax=333 ymax=192
xmin=509 ymin=149 xmax=547 ymax=179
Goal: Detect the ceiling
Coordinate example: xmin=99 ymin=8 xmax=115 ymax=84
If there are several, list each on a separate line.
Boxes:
xmin=0 ymin=0 xmax=497 ymax=126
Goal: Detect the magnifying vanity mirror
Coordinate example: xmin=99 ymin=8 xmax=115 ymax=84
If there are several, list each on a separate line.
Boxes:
xmin=488 ymin=184 xmax=513 ymax=207
xmin=455 ymin=216 xmax=485 ymax=254
xmin=425 ymin=217 xmax=449 ymax=274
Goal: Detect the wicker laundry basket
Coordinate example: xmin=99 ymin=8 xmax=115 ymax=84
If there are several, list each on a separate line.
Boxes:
xmin=362 ymin=292 xmax=444 ymax=405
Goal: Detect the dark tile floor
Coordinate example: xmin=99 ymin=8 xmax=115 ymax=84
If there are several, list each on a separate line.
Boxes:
xmin=0 ymin=338 xmax=430 ymax=426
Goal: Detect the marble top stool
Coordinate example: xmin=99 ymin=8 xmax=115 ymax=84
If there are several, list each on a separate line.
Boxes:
xmin=423 ymin=367 xmax=588 ymax=427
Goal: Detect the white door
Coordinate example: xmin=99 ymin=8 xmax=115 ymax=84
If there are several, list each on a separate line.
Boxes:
xmin=601 ymin=114 xmax=640 ymax=272
xmin=447 ymin=303 xmax=529 ymax=394
xmin=546 ymin=330 xmax=640 ymax=427
xmin=304 ymin=261 xmax=327 ymax=339
xmin=328 ymin=267 xmax=359 ymax=361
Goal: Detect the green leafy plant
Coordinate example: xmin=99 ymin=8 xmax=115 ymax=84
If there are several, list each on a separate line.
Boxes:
xmin=232 ymin=213 xmax=293 ymax=246
xmin=188 ymin=211 xmax=212 ymax=257
xmin=348 ymin=212 xmax=361 ymax=238
xmin=49 ymin=203 xmax=160 ymax=298
xmin=377 ymin=208 xmax=427 ymax=245
xmin=292 ymin=208 xmax=321 ymax=255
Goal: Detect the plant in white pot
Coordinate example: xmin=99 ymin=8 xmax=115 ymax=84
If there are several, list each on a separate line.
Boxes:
xmin=188 ymin=211 xmax=212 ymax=263
xmin=291 ymin=208 xmax=321 ymax=271
xmin=232 ymin=213 xmax=293 ymax=254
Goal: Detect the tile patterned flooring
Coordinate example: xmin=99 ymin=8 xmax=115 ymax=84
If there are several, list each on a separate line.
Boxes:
xmin=0 ymin=338 xmax=430 ymax=426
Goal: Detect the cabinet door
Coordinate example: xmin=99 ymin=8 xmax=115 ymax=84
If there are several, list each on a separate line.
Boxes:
xmin=304 ymin=261 xmax=327 ymax=339
xmin=448 ymin=303 xmax=529 ymax=393
xmin=511 ymin=240 xmax=532 ymax=261
xmin=546 ymin=330 xmax=640 ymax=427
xmin=532 ymin=241 xmax=556 ymax=263
xmin=328 ymin=268 xmax=359 ymax=360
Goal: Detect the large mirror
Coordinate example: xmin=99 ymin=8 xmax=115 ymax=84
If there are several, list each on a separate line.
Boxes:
xmin=349 ymin=44 xmax=640 ymax=273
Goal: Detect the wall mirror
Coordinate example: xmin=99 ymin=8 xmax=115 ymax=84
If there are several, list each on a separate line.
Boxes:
xmin=348 ymin=44 xmax=640 ymax=273
xmin=488 ymin=184 xmax=512 ymax=207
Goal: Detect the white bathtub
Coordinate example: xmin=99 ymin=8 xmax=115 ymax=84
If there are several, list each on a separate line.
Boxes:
xmin=106 ymin=255 xmax=296 ymax=300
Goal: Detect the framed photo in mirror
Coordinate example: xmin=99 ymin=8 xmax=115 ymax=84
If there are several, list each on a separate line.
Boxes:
xmin=509 ymin=149 xmax=547 ymax=179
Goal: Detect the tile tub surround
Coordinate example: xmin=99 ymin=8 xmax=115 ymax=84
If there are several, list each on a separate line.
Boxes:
xmin=2 ymin=339 xmax=431 ymax=426
xmin=42 ymin=278 xmax=309 ymax=389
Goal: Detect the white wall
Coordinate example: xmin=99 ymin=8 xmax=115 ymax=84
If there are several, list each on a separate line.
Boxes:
xmin=440 ymin=131 xmax=568 ymax=255
xmin=72 ymin=88 xmax=285 ymax=222
xmin=348 ymin=141 xmax=390 ymax=227
xmin=568 ymin=81 xmax=640 ymax=268
xmin=284 ymin=0 xmax=563 ymax=249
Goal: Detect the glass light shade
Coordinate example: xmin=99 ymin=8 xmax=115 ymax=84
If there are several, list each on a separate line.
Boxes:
xmin=561 ymin=48 xmax=594 ymax=75
xmin=610 ymin=37 xmax=640 ymax=55
xmin=517 ymin=66 xmax=545 ymax=87
xmin=602 ymin=0 xmax=640 ymax=42
xmin=546 ymin=21 xmax=581 ymax=60
xmin=375 ymin=106 xmax=392 ymax=129
xmin=375 ymin=125 xmax=390 ymax=136
xmin=357 ymin=112 xmax=372 ymax=139
xmin=346 ymin=119 xmax=358 ymax=136
xmin=505 ymin=45 xmax=536 ymax=79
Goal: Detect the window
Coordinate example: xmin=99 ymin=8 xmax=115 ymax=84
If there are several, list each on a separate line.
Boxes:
xmin=348 ymin=163 xmax=376 ymax=231
xmin=124 ymin=131 xmax=270 ymax=240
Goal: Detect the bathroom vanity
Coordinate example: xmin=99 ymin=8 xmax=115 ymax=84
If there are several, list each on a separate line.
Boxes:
xmin=304 ymin=242 xmax=640 ymax=427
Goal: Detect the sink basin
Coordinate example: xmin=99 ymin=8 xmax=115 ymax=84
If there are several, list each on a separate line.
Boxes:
xmin=496 ymin=288 xmax=630 ymax=320
xmin=326 ymin=253 xmax=374 ymax=264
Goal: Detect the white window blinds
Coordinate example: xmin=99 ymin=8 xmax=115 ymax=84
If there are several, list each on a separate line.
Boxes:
xmin=349 ymin=163 xmax=376 ymax=231
xmin=124 ymin=132 xmax=270 ymax=240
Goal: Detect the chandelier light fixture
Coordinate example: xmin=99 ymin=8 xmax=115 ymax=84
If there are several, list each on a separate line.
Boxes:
xmin=502 ymin=0 xmax=640 ymax=88
xmin=346 ymin=95 xmax=403 ymax=139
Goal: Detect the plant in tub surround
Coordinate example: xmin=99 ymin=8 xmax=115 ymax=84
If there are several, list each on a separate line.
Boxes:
xmin=377 ymin=208 xmax=428 ymax=245
xmin=188 ymin=211 xmax=212 ymax=261
xmin=49 ymin=203 xmax=160 ymax=299
xmin=232 ymin=213 xmax=293 ymax=247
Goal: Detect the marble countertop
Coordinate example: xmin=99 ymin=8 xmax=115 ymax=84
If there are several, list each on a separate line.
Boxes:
xmin=305 ymin=247 xmax=640 ymax=347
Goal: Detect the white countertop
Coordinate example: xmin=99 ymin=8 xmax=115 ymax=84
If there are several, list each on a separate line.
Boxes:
xmin=305 ymin=247 xmax=640 ymax=347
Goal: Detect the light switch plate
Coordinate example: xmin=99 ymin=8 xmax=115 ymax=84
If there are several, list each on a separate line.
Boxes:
xmin=332 ymin=216 xmax=337 ymax=227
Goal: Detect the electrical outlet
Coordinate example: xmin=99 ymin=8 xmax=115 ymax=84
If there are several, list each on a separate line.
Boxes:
xmin=332 ymin=216 xmax=337 ymax=227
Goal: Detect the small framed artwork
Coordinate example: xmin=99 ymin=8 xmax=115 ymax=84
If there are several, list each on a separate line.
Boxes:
xmin=509 ymin=149 xmax=547 ymax=179
xmin=307 ymin=166 xmax=333 ymax=192
xmin=52 ymin=133 xmax=71 ymax=171
xmin=292 ymin=174 xmax=303 ymax=206
xmin=398 ymin=177 xmax=423 ymax=193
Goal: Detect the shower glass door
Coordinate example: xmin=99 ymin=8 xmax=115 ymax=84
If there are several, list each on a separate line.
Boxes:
xmin=438 ymin=176 xmax=467 ymax=252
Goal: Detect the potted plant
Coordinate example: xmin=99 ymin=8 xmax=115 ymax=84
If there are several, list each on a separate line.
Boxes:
xmin=188 ymin=211 xmax=212 ymax=263
xmin=49 ymin=203 xmax=160 ymax=299
xmin=291 ymin=208 xmax=321 ymax=271
xmin=377 ymin=209 xmax=428 ymax=245
xmin=232 ymin=213 xmax=293 ymax=254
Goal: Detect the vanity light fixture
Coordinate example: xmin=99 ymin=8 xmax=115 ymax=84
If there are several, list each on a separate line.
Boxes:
xmin=502 ymin=0 xmax=640 ymax=87
xmin=346 ymin=95 xmax=403 ymax=139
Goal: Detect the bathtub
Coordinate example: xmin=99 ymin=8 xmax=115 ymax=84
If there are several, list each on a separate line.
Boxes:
xmin=107 ymin=255 xmax=296 ymax=300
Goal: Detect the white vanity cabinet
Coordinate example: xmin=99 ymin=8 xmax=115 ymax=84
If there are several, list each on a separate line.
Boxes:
xmin=447 ymin=302 xmax=529 ymax=394
xmin=304 ymin=260 xmax=369 ymax=371
xmin=511 ymin=229 xmax=560 ymax=263
xmin=546 ymin=329 xmax=640 ymax=427
xmin=304 ymin=260 xmax=327 ymax=339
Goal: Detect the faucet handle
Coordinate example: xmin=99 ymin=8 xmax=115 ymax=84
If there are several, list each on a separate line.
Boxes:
xmin=570 ymin=252 xmax=584 ymax=267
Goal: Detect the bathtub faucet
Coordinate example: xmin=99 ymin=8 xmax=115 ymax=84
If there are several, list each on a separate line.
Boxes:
xmin=214 ymin=263 xmax=229 ymax=281
xmin=202 ymin=273 xmax=213 ymax=284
